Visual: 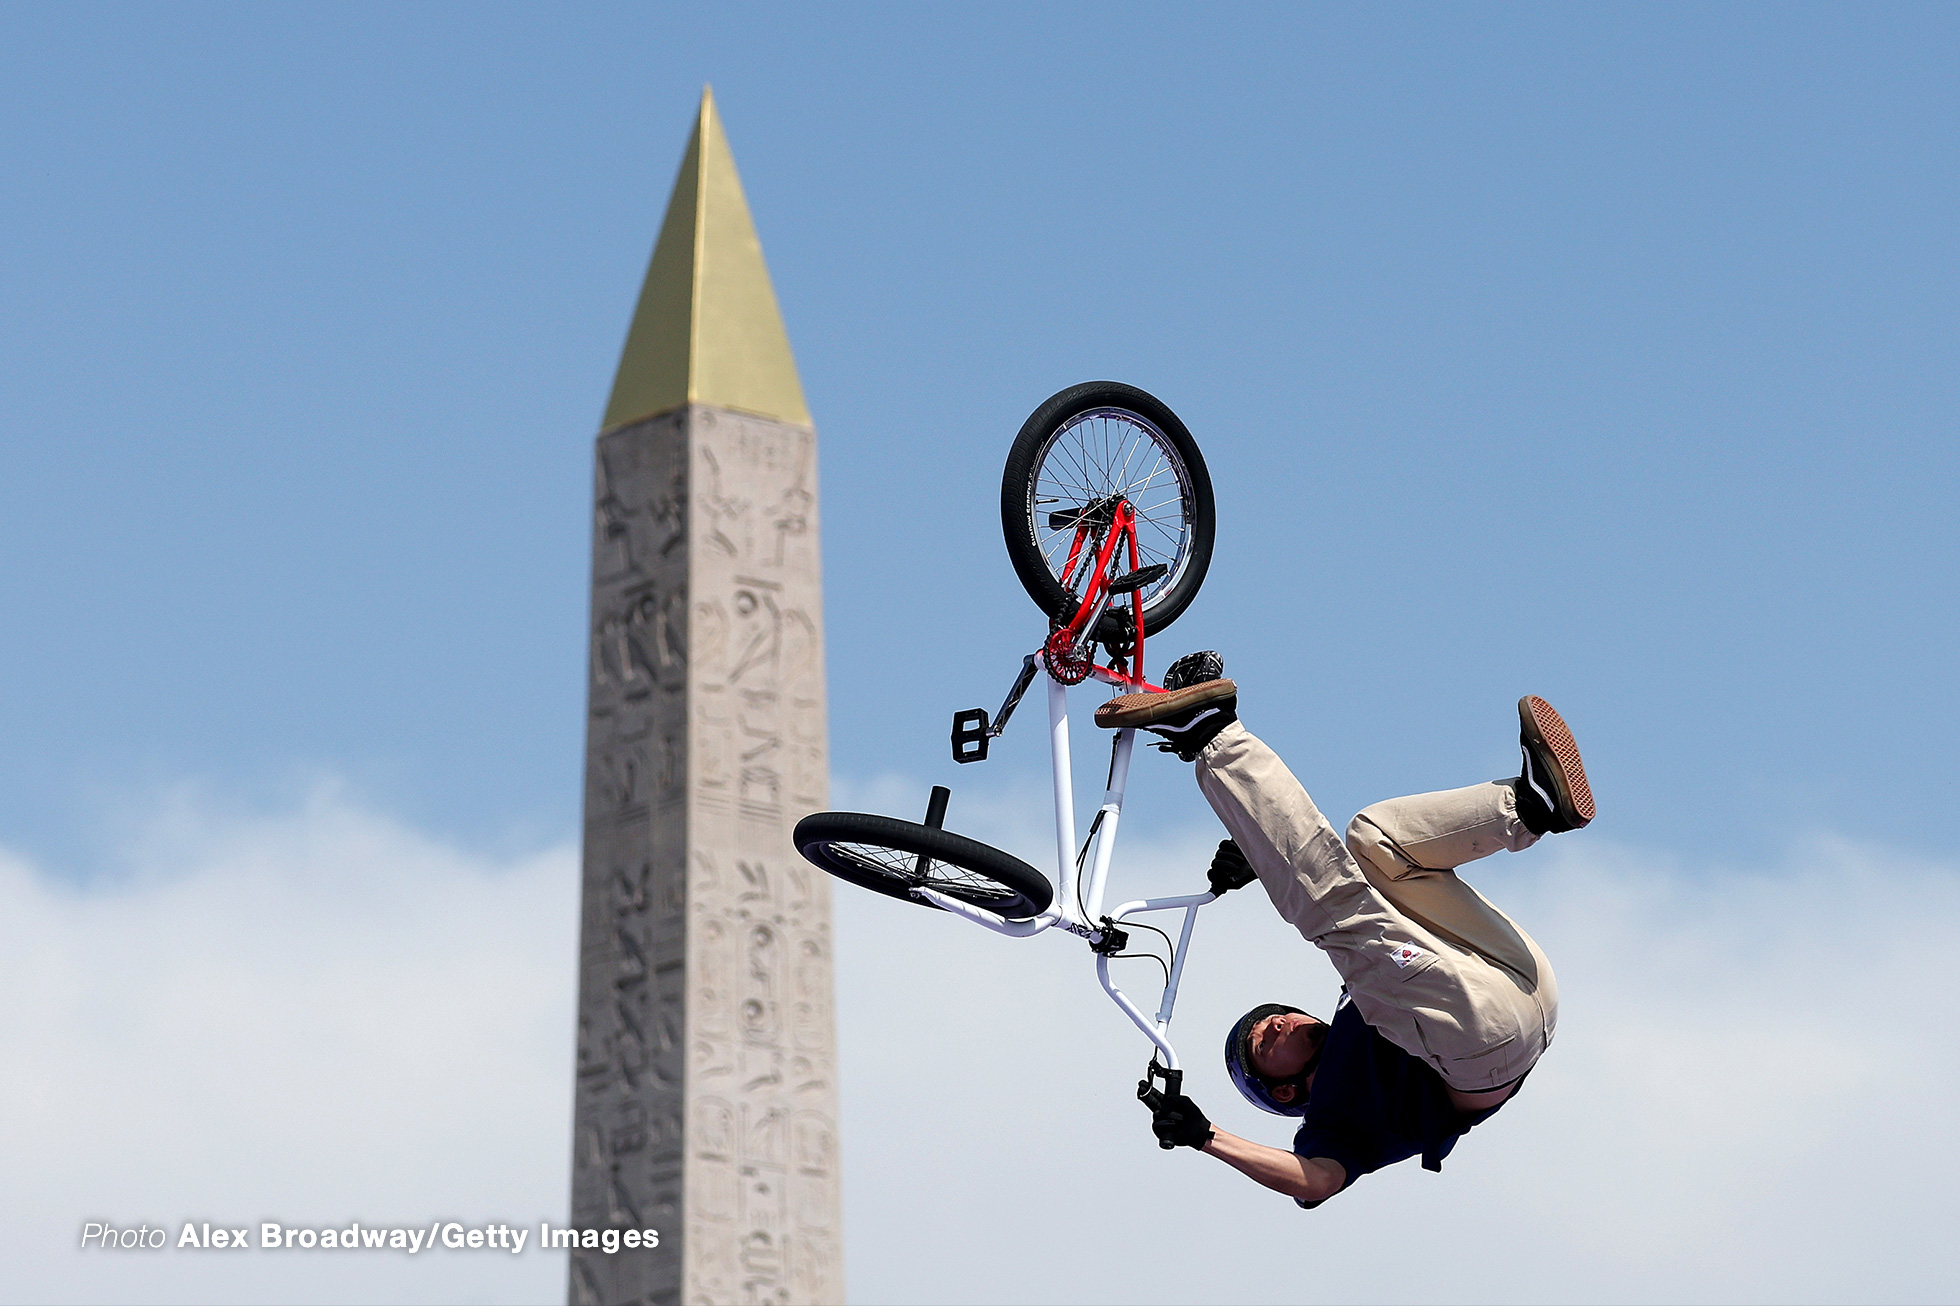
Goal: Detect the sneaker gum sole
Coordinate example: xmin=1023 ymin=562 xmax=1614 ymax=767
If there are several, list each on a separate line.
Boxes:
xmin=1520 ymin=695 xmax=1595 ymax=827
xmin=1095 ymin=679 xmax=1238 ymax=728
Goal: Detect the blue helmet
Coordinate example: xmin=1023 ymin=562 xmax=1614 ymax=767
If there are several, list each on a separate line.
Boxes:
xmin=1224 ymin=1003 xmax=1323 ymax=1116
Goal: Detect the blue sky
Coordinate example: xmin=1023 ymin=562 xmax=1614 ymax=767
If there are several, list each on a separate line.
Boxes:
xmin=4 ymin=2 xmax=1954 ymax=872
xmin=2 ymin=5 xmax=1956 ymax=1303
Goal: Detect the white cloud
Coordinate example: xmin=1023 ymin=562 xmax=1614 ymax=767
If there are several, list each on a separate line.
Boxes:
xmin=0 ymin=784 xmax=579 ymax=1305
xmin=4 ymin=780 xmax=1955 ymax=1306
xmin=831 ymin=792 xmax=1960 ymax=1306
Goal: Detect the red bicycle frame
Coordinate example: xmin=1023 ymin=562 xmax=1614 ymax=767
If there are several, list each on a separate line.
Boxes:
xmin=1045 ymin=499 xmax=1159 ymax=693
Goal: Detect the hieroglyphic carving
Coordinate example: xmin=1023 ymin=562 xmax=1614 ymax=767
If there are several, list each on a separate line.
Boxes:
xmin=572 ymin=411 xmax=693 ymax=1306
xmin=571 ymin=406 xmax=839 ymax=1305
xmin=684 ymin=406 xmax=839 ymax=1306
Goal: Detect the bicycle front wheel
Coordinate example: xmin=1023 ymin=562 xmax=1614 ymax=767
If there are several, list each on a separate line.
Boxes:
xmin=794 ymin=812 xmax=1054 ymax=920
xmin=1000 ymin=381 xmax=1215 ymax=634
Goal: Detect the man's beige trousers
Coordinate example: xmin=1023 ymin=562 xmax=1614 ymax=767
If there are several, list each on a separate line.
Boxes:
xmin=1194 ymin=721 xmax=1557 ymax=1091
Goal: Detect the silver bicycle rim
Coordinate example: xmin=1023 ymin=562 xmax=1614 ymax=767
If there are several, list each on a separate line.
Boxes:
xmin=825 ymin=841 xmax=1024 ymax=904
xmin=1025 ymin=407 xmax=1197 ymax=610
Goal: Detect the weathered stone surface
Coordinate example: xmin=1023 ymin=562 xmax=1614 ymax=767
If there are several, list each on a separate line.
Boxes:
xmin=570 ymin=404 xmax=839 ymax=1305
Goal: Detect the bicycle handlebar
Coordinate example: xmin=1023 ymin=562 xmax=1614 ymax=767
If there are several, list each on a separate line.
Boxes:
xmin=1138 ymin=1060 xmax=1186 ymax=1150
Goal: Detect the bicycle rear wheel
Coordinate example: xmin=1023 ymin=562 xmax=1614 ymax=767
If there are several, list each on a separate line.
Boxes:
xmin=1001 ymin=381 xmax=1215 ymax=634
xmin=794 ymin=811 xmax=1054 ymax=920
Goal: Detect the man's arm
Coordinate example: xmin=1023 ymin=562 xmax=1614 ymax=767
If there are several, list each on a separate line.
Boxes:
xmin=1201 ymin=1128 xmax=1346 ymax=1203
xmin=1138 ymin=1082 xmax=1345 ymax=1204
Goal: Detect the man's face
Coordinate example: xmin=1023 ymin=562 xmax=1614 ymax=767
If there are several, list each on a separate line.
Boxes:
xmin=1248 ymin=1011 xmax=1323 ymax=1104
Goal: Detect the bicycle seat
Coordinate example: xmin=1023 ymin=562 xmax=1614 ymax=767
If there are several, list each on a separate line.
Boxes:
xmin=1047 ymin=494 xmax=1124 ymax=532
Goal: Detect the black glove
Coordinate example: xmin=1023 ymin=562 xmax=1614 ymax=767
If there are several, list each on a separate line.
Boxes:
xmin=1207 ymin=839 xmax=1256 ymax=895
xmin=1138 ymin=1080 xmax=1215 ymax=1150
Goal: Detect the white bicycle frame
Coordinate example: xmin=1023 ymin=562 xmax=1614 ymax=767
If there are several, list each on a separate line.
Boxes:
xmin=917 ymin=668 xmax=1215 ymax=1071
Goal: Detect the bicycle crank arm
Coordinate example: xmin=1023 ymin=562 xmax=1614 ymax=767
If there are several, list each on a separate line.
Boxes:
xmin=950 ymin=654 xmax=1040 ymax=764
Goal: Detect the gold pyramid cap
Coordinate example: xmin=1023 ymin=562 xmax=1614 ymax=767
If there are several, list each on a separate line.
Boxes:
xmin=602 ymin=87 xmax=811 ymax=431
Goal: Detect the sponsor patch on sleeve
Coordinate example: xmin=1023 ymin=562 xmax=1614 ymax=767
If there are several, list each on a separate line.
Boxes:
xmin=1386 ymin=941 xmax=1428 ymax=968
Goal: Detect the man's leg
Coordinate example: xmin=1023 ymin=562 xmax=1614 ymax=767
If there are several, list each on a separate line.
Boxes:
xmin=1189 ymin=720 xmax=1548 ymax=1090
xmin=1344 ymin=694 xmax=1593 ymax=989
xmin=1104 ymin=667 xmax=1575 ymax=1090
xmin=1345 ymin=781 xmax=1543 ymax=987
xmin=1190 ymin=722 xmax=1434 ymax=990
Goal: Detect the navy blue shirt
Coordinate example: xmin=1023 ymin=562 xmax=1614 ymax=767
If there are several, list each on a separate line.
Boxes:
xmin=1290 ymin=994 xmax=1500 ymax=1207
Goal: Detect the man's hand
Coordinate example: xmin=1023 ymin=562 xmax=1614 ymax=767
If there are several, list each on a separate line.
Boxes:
xmin=1207 ymin=839 xmax=1257 ymax=895
xmin=1138 ymin=1079 xmax=1214 ymax=1149
xmin=1155 ymin=1093 xmax=1214 ymax=1149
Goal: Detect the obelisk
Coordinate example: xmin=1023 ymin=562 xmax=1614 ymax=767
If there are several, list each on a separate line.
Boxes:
xmin=569 ymin=87 xmax=841 ymax=1306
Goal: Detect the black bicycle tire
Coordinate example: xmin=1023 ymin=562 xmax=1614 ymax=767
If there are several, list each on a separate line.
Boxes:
xmin=1000 ymin=381 xmax=1216 ymax=634
xmin=794 ymin=811 xmax=1055 ymax=919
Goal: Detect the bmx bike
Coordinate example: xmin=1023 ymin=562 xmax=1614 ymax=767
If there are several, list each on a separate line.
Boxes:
xmin=793 ymin=380 xmax=1221 ymax=1124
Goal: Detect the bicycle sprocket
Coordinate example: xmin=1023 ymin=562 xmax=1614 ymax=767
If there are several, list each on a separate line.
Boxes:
xmin=1042 ymin=620 xmax=1094 ymax=685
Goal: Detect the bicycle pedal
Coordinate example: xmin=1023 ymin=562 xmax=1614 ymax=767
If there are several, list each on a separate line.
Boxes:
xmin=951 ymin=708 xmax=990 ymax=763
xmin=1106 ymin=562 xmax=1169 ymax=596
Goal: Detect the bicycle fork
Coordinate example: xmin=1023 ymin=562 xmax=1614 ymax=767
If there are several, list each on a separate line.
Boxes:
xmin=1061 ymin=674 xmax=1218 ymax=1072
xmin=921 ymin=669 xmax=1218 ymax=1070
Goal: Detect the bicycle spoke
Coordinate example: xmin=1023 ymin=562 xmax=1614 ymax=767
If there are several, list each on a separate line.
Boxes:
xmin=1111 ymin=430 xmax=1153 ymax=496
xmin=1025 ymin=406 xmax=1196 ymax=615
xmin=1124 ymin=461 xmax=1177 ymax=497
xmin=1054 ymin=439 xmax=1101 ymax=497
xmin=828 ymin=841 xmax=1021 ymax=903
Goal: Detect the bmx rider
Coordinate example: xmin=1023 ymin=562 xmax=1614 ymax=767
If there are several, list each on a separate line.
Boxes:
xmin=1098 ymin=652 xmax=1594 ymax=1207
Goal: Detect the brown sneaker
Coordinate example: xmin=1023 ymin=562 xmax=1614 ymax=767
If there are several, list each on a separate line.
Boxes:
xmin=1516 ymin=696 xmax=1595 ymax=834
xmin=1096 ymin=680 xmax=1238 ymax=759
